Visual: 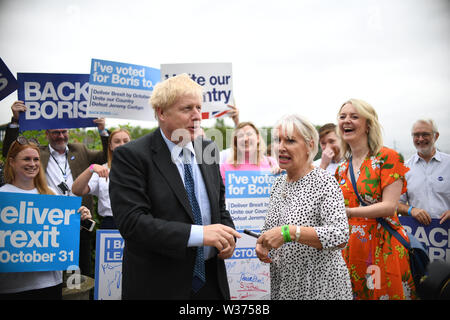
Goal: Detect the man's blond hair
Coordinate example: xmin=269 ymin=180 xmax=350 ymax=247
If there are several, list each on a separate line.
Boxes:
xmin=150 ymin=73 xmax=203 ymax=117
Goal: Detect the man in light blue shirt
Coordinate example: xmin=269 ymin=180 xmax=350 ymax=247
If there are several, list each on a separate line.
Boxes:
xmin=399 ymin=119 xmax=450 ymax=225
xmin=160 ymin=129 xmax=217 ymax=260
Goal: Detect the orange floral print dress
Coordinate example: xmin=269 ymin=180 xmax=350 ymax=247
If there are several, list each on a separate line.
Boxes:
xmin=335 ymin=146 xmax=416 ymax=300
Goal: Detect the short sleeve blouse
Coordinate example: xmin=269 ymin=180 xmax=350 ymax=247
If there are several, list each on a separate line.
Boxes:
xmin=336 ymin=146 xmax=409 ymax=208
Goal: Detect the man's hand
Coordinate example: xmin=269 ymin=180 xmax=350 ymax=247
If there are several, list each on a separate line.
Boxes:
xmin=93 ymin=118 xmax=106 ymax=131
xmin=319 ymin=146 xmax=335 ymax=170
xmin=440 ymin=210 xmax=450 ymax=225
xmin=217 ymin=242 xmax=236 ymax=260
xmin=203 ymin=224 xmax=241 ymax=259
xmin=11 ymin=100 xmax=27 ymax=121
xmin=411 ymin=207 xmax=432 ymax=225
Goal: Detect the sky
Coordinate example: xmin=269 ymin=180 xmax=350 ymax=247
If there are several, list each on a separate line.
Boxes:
xmin=1 ymin=0 xmax=449 ymax=159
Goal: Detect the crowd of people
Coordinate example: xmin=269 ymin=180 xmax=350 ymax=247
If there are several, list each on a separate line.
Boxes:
xmin=0 ymin=73 xmax=448 ymax=300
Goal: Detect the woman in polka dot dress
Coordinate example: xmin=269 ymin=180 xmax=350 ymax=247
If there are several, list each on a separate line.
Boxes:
xmin=256 ymin=114 xmax=353 ymax=300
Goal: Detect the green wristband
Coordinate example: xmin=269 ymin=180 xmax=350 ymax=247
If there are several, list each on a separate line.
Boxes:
xmin=281 ymin=225 xmax=291 ymax=243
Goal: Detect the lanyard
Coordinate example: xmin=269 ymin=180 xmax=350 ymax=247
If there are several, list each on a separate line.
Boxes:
xmin=50 ymin=150 xmax=68 ymax=181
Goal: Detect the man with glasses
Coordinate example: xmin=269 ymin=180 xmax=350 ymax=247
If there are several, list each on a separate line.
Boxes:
xmin=2 ymin=100 xmax=109 ymax=276
xmin=398 ymin=119 xmax=450 ymax=225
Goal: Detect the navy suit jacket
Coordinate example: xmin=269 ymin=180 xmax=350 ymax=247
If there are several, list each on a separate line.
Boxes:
xmin=109 ymin=128 xmax=235 ymax=299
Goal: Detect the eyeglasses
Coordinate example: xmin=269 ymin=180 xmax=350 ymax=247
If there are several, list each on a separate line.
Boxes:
xmin=412 ymin=132 xmax=433 ymax=139
xmin=16 ymin=136 xmax=40 ymax=146
xmin=48 ymin=130 xmax=68 ymax=136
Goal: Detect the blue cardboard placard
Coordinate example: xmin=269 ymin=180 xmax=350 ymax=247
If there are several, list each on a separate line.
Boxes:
xmin=0 ymin=57 xmax=18 ymax=101
xmin=225 ymin=170 xmax=276 ymax=199
xmin=90 ymin=58 xmax=160 ymax=91
xmin=17 ymin=73 xmax=98 ymax=131
xmin=399 ymin=216 xmax=450 ymax=262
xmin=94 ymin=229 xmax=123 ymax=300
xmin=87 ymin=59 xmax=160 ymax=120
xmin=0 ymin=192 xmax=81 ymax=272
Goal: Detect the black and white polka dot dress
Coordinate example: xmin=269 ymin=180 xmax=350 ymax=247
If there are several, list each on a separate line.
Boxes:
xmin=262 ymin=167 xmax=353 ymax=300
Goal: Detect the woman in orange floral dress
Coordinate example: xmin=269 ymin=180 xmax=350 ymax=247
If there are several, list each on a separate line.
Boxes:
xmin=335 ymin=99 xmax=416 ymax=300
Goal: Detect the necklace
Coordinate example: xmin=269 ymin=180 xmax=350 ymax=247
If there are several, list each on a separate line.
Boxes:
xmin=351 ymin=153 xmax=368 ymax=179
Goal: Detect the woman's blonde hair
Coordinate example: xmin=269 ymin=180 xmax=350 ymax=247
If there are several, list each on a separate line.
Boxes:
xmin=107 ymin=129 xmax=131 ymax=168
xmin=230 ymin=122 xmax=266 ymax=167
xmin=4 ymin=141 xmax=54 ymax=195
xmin=337 ymin=98 xmax=383 ymax=160
xmin=150 ymin=73 xmax=203 ymax=116
xmin=273 ymin=114 xmax=318 ymax=164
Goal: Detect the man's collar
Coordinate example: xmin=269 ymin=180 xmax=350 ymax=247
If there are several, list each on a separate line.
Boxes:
xmin=160 ymin=128 xmax=195 ymax=159
xmin=414 ymin=149 xmax=441 ymax=163
xmin=48 ymin=144 xmax=68 ymax=156
xmin=433 ymin=150 xmax=442 ymax=162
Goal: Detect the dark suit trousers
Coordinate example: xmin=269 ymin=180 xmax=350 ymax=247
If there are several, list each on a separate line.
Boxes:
xmin=190 ymin=257 xmax=224 ymax=300
xmin=79 ymin=229 xmax=91 ymax=276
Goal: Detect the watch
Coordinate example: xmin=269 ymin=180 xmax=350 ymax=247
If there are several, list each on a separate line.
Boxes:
xmin=295 ymin=226 xmax=301 ymax=242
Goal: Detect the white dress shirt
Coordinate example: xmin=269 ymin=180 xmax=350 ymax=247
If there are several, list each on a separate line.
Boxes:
xmin=88 ymin=164 xmax=112 ymax=217
xmin=160 ymin=129 xmax=214 ymax=259
xmin=313 ymin=158 xmax=340 ymax=176
xmin=46 ymin=145 xmax=74 ymax=196
xmin=400 ymin=150 xmax=450 ymax=219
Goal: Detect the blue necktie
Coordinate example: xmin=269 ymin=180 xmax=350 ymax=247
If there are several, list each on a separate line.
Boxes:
xmin=182 ymin=149 xmax=205 ymax=292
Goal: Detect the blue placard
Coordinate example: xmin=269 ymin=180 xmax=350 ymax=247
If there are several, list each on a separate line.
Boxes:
xmin=94 ymin=229 xmax=123 ymax=300
xmin=90 ymin=58 xmax=160 ymax=91
xmin=17 ymin=73 xmax=98 ymax=131
xmin=0 ymin=192 xmax=81 ymax=272
xmin=87 ymin=59 xmax=160 ymax=120
xmin=225 ymin=171 xmax=276 ymax=199
xmin=399 ymin=216 xmax=450 ymax=262
xmin=0 ymin=57 xmax=18 ymax=101
xmin=232 ymin=247 xmax=258 ymax=259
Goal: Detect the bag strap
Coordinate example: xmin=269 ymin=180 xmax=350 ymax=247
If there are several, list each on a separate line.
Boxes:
xmin=348 ymin=156 xmax=367 ymax=207
xmin=377 ymin=216 xmax=411 ymax=250
xmin=347 ymin=156 xmax=411 ymax=250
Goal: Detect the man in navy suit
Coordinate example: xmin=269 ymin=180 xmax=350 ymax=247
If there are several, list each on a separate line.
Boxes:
xmin=109 ymin=74 xmax=240 ymax=300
